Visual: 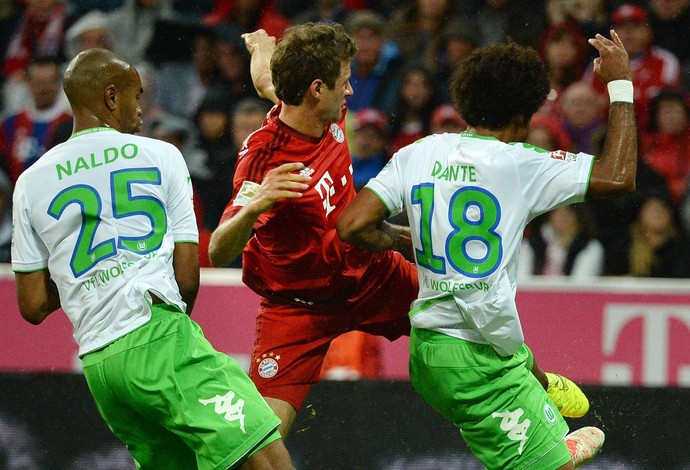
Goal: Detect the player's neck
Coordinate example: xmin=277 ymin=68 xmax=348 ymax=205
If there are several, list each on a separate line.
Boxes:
xmin=279 ymin=104 xmax=327 ymax=138
xmin=470 ymin=119 xmax=530 ymax=144
xmin=72 ymin=112 xmax=119 ymax=135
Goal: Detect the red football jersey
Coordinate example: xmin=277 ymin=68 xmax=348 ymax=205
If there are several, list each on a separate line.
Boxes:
xmin=221 ymin=104 xmax=381 ymax=303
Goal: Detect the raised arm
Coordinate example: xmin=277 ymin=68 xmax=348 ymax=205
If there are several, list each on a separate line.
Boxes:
xmin=242 ymin=29 xmax=279 ymax=104
xmin=15 ymin=269 xmax=61 ymax=324
xmin=586 ymin=30 xmax=637 ymax=199
xmin=208 ymin=162 xmax=311 ymax=267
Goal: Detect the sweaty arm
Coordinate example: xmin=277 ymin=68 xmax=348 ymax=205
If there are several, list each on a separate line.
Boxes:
xmin=15 ymin=269 xmax=61 ymax=325
xmin=586 ymin=30 xmax=637 ymax=199
xmin=243 ymin=29 xmax=279 ymax=105
xmin=208 ymin=162 xmax=311 ymax=267
xmin=173 ymin=242 xmax=199 ymax=315
xmin=337 ymin=188 xmax=413 ymax=258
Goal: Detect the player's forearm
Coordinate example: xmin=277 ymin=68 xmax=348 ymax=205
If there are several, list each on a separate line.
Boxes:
xmin=16 ymin=271 xmax=61 ymax=325
xmin=588 ymin=101 xmax=637 ymax=199
xmin=208 ymin=209 xmax=259 ymax=267
xmin=250 ymin=43 xmax=278 ymax=104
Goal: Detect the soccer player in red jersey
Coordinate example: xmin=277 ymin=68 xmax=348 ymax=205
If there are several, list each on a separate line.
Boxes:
xmin=209 ymin=23 xmax=417 ymax=436
xmin=209 ymin=23 xmax=588 ymax=438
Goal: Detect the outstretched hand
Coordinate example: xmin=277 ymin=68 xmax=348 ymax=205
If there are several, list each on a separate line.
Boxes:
xmin=247 ymin=162 xmax=311 ymax=215
xmin=588 ymin=29 xmax=631 ymax=84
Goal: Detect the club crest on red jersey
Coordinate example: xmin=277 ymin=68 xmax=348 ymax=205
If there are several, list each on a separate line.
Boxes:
xmin=330 ymin=123 xmax=345 ymax=143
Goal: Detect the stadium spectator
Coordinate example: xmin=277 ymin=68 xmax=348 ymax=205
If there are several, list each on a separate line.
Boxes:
xmin=0 ymin=56 xmax=71 ymax=183
xmin=3 ymin=0 xmax=66 ymax=78
xmin=344 ymin=9 xmax=402 ymax=113
xmin=62 ymin=10 xmax=112 ymax=61
xmin=0 ymin=169 xmax=11 ymax=263
xmin=640 ymin=87 xmax=690 ymax=203
xmin=537 ymin=21 xmax=590 ymax=117
xmin=107 ymin=0 xmax=174 ymax=64
xmin=606 ymin=191 xmax=690 ymax=278
xmin=202 ymin=0 xmax=290 ymax=39
xmin=388 ymin=63 xmax=439 ymax=155
xmin=337 ymin=30 xmax=637 ymax=469
xmin=154 ymin=24 xmax=216 ymax=120
xmin=584 ymin=4 xmax=681 ymax=130
xmin=211 ymin=24 xmax=592 ymax=440
xmin=527 ymin=114 xmax=572 ymax=152
xmin=350 ymin=107 xmax=389 ymax=191
xmin=433 ymin=17 xmax=481 ymax=104
xmin=649 ymin=0 xmax=690 ymax=81
xmin=207 ymin=24 xmax=255 ymax=112
xmin=518 ymin=204 xmax=605 ymax=278
xmin=387 ymin=0 xmax=460 ymax=72
xmin=569 ymin=0 xmax=610 ymax=59
xmin=12 ymin=47 xmax=294 ymax=469
xmin=558 ymin=80 xmax=607 ymax=154
xmin=292 ymin=0 xmax=352 ymax=25
xmin=429 ymin=103 xmax=466 ymax=134
xmin=475 ymin=0 xmax=547 ymax=48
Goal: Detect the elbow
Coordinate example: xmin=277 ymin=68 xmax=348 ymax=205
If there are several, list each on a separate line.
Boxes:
xmin=19 ymin=304 xmax=48 ymax=325
xmin=336 ymin=218 xmax=356 ymax=244
xmin=207 ymin=232 xmax=228 ymax=267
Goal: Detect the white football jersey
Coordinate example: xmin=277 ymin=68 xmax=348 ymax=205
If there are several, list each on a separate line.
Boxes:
xmin=12 ymin=127 xmax=198 ymax=356
xmin=366 ymin=131 xmax=595 ymax=356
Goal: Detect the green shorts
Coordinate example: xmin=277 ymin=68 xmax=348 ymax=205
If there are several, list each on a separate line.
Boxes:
xmin=82 ymin=305 xmax=281 ymax=470
xmin=409 ymin=328 xmax=571 ymax=470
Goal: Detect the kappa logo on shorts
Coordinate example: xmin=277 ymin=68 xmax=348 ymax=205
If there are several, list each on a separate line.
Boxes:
xmin=199 ymin=390 xmax=246 ymax=432
xmin=256 ymin=352 xmax=280 ymax=379
xmin=492 ymin=408 xmax=531 ymax=455
xmin=544 ymin=403 xmax=557 ymax=425
xmin=330 ymin=123 xmax=345 ymax=143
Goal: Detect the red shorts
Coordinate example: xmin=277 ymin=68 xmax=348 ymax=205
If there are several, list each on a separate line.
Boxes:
xmin=248 ymin=251 xmax=418 ymax=411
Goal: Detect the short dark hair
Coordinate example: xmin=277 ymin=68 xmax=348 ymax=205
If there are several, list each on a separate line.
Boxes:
xmin=450 ymin=43 xmax=550 ymax=130
xmin=271 ymin=22 xmax=356 ymax=106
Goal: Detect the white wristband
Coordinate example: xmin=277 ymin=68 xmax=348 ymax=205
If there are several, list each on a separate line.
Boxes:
xmin=607 ymin=80 xmax=634 ymax=103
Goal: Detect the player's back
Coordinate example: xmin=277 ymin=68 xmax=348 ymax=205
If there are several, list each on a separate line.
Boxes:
xmin=12 ymin=128 xmax=197 ymax=355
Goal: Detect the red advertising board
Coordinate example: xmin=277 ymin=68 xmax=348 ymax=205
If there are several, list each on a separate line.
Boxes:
xmin=2 ymin=265 xmax=690 ymax=386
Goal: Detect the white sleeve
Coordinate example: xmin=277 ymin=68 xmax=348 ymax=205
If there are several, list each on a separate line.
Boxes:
xmin=514 ymin=146 xmax=595 ymax=216
xmin=11 ymin=177 xmax=49 ymax=271
xmin=165 ymin=145 xmax=199 ymax=243
xmin=570 ymin=240 xmax=605 ymax=278
xmin=363 ymin=148 xmax=409 ymax=216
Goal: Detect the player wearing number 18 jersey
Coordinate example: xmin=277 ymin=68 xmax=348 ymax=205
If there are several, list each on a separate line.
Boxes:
xmin=339 ymin=34 xmax=637 ymax=469
xmin=12 ymin=48 xmax=293 ymax=469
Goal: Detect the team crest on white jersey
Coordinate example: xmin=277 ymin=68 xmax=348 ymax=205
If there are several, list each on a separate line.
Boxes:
xmin=199 ymin=390 xmax=246 ymax=432
xmin=256 ymin=352 xmax=281 ymax=378
xmin=330 ymin=123 xmax=345 ymax=143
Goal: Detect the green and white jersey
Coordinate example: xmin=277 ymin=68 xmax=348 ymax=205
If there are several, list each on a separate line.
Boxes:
xmin=12 ymin=127 xmax=198 ymax=356
xmin=366 ymin=131 xmax=595 ymax=356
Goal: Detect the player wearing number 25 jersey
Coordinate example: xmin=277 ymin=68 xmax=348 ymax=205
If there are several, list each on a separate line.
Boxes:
xmin=12 ymin=49 xmax=293 ymax=469
xmin=12 ymin=128 xmax=197 ymax=356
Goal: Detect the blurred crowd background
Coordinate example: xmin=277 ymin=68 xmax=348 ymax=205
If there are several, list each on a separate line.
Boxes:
xmin=1 ymin=0 xmax=690 ymax=280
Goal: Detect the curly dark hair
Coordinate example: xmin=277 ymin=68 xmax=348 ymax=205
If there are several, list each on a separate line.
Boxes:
xmin=271 ymin=22 xmax=357 ymax=106
xmin=450 ymin=43 xmax=550 ymax=130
